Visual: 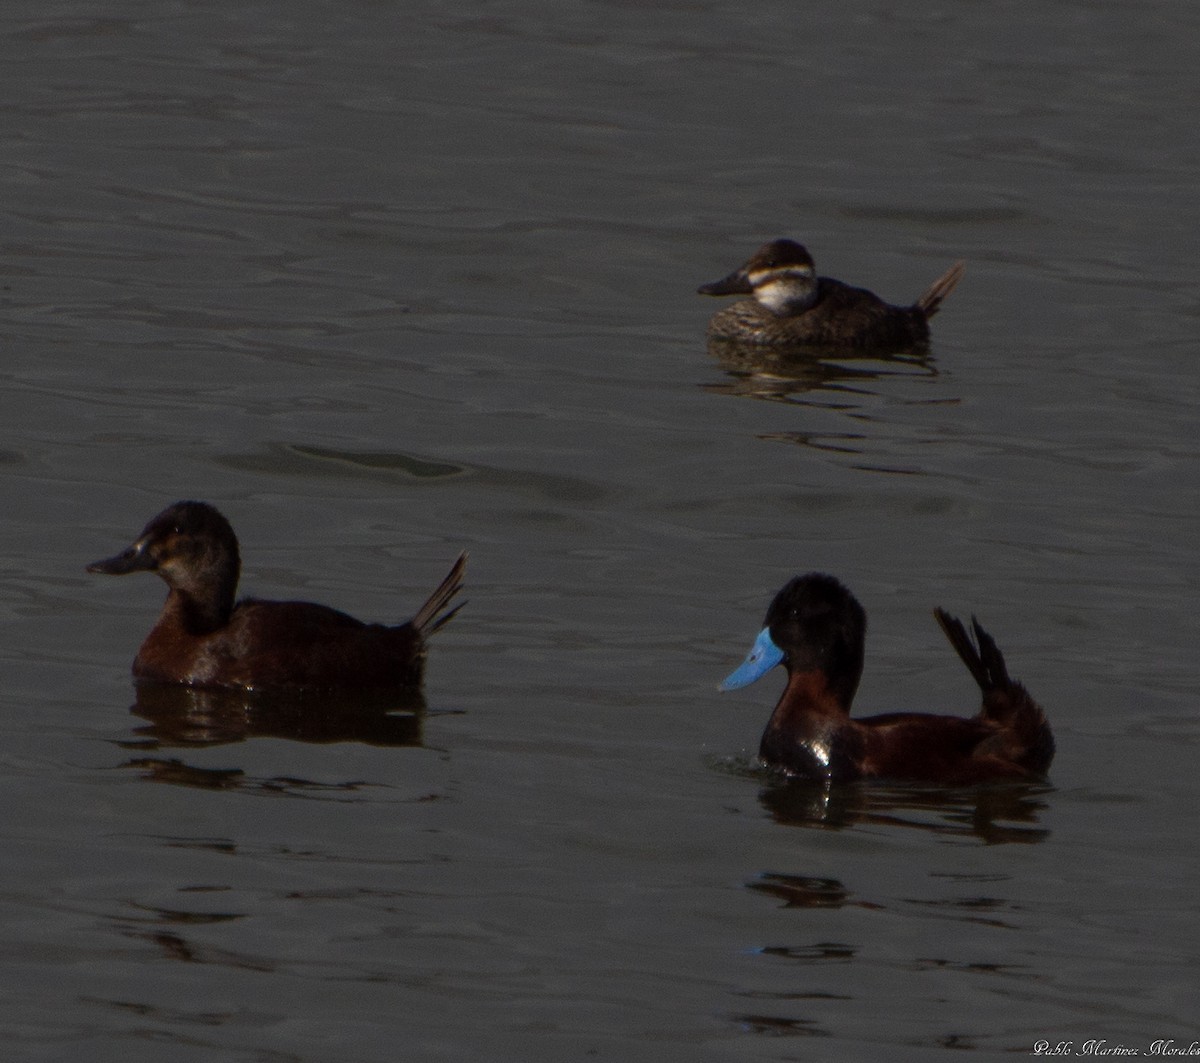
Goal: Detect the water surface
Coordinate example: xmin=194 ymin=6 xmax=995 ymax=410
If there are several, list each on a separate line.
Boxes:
xmin=2 ymin=1 xmax=1198 ymax=1060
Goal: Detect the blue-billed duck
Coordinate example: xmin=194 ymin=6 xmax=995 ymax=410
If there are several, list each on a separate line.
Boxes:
xmin=721 ymin=573 xmax=1053 ymax=784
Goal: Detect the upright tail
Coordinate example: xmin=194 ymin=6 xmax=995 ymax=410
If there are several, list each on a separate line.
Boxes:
xmin=933 ymin=608 xmax=1010 ymax=695
xmin=915 ymin=260 xmax=966 ymax=319
xmin=933 ymin=607 xmax=1054 ymax=774
xmin=411 ymin=552 xmax=468 ymax=635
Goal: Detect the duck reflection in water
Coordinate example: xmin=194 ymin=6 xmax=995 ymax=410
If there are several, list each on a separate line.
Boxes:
xmin=123 ymin=682 xmax=428 ymax=749
xmin=703 ymin=335 xmax=937 ymax=407
xmin=756 ymin=776 xmax=1051 ymax=844
xmin=119 ymin=684 xmax=433 ymax=793
xmin=704 ymin=342 xmax=946 ymax=465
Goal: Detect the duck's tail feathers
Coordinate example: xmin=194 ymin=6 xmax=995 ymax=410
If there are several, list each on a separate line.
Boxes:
xmin=915 ymin=260 xmax=966 ymax=318
xmin=411 ymin=552 xmax=468 ymax=636
xmin=933 ymin=607 xmax=1011 ymax=695
xmin=935 ymin=607 xmax=1054 ymax=773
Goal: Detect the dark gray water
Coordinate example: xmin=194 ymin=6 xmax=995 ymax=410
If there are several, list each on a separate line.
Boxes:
xmin=3 ymin=2 xmax=1198 ymax=1060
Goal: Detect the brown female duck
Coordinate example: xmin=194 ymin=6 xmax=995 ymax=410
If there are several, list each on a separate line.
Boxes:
xmin=699 ymin=239 xmax=964 ymax=349
xmin=88 ymin=500 xmax=466 ymax=692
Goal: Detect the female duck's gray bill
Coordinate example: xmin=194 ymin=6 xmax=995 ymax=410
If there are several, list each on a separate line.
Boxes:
xmin=719 ymin=626 xmax=784 ymax=691
xmin=697 ymin=270 xmax=753 ymax=297
xmin=86 ymin=538 xmax=155 ymax=576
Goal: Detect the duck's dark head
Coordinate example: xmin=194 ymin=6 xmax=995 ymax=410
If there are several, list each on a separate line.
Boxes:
xmin=698 ymin=239 xmax=818 ymax=316
xmin=721 ymin=572 xmax=866 ymax=707
xmin=88 ymin=501 xmax=241 ymax=628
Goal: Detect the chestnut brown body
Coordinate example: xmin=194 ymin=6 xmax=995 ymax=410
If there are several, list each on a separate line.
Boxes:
xmin=89 ymin=501 xmax=466 ymax=693
xmin=724 ymin=574 xmax=1053 ymax=784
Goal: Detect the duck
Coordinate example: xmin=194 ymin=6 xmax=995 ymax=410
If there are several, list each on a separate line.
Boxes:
xmin=698 ymin=239 xmax=965 ymax=349
xmin=720 ymin=573 xmax=1053 ymax=784
xmin=87 ymin=500 xmax=466 ymax=692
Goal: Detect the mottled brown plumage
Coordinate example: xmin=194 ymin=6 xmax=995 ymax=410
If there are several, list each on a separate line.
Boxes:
xmin=699 ymin=239 xmax=964 ymax=349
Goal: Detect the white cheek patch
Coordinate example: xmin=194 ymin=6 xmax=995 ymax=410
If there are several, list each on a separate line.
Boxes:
xmin=754 ymin=279 xmax=797 ymax=313
xmin=750 ymin=268 xmax=817 ymax=314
